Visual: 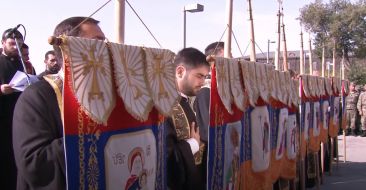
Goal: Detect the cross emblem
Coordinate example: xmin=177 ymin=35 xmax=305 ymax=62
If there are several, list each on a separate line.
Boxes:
xmin=80 ymin=43 xmax=106 ymax=102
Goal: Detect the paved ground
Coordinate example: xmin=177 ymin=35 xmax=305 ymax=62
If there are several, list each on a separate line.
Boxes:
xmin=309 ymin=135 xmax=366 ymax=189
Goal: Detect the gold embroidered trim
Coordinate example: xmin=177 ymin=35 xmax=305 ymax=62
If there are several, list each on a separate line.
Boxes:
xmin=44 ymin=74 xmax=64 ymax=125
xmin=171 ymin=104 xmax=190 ymax=140
xmin=171 ymin=104 xmax=204 ymax=165
xmin=194 ymin=142 xmax=205 ymax=165
xmin=77 ymin=108 xmax=85 ymax=190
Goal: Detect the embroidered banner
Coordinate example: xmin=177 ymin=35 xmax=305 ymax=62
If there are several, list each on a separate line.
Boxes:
xmin=319 ymin=99 xmax=330 ymax=143
xmin=61 ymin=37 xmax=168 ymax=190
xmin=243 ymin=105 xmax=272 ymax=190
xmin=299 ymin=76 xmax=309 ymax=159
xmin=208 ymin=63 xmax=244 ymax=190
xmin=281 ymin=111 xmax=298 ymax=179
xmin=329 ymin=96 xmax=340 ymax=137
xmin=269 ymin=107 xmax=288 ymax=182
xmin=308 ymin=101 xmax=321 ymax=152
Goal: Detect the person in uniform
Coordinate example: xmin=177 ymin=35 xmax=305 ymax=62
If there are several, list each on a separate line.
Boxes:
xmin=12 ymin=16 xmax=105 ymax=190
xmin=345 ymin=82 xmax=360 ymax=136
xmin=357 ymin=84 xmax=366 ymax=137
xmin=166 ymin=47 xmax=210 ymax=190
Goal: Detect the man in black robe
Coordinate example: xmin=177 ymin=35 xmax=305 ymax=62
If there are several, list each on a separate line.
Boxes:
xmin=0 ymin=28 xmax=24 ymax=189
xmin=166 ymin=47 xmax=210 ymax=190
xmin=12 ymin=17 xmax=106 ymax=190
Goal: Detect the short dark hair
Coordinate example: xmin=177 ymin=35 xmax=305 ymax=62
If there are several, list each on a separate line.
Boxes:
xmin=53 ymin=16 xmax=100 ymax=64
xmin=174 ymin=47 xmax=209 ymax=69
xmin=204 ymin=41 xmax=224 ymax=56
xmin=2 ymin=28 xmax=23 ymax=41
xmin=22 ymin=43 xmax=29 ymax=49
xmin=44 ymin=50 xmax=55 ymax=60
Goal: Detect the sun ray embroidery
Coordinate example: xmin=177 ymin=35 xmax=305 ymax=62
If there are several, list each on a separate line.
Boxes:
xmin=241 ymin=61 xmax=258 ymax=107
xmin=256 ymin=63 xmax=270 ymax=103
xmin=229 ymin=58 xmax=245 ymax=111
xmin=144 ymin=48 xmax=179 ymax=116
xmin=109 ymin=43 xmax=153 ymax=121
xmin=215 ymin=57 xmax=233 ymax=114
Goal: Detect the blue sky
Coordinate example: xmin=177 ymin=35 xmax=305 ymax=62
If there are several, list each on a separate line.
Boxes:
xmin=0 ymin=0 xmax=312 ymax=73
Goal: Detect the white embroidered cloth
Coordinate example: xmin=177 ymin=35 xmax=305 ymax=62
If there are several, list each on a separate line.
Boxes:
xmin=215 ymin=57 xmax=233 ymax=113
xmin=144 ymin=47 xmax=179 ymax=116
xmin=109 ymin=43 xmax=153 ymax=121
xmin=61 ymin=36 xmax=115 ymax=124
xmin=229 ymin=58 xmax=245 ymax=111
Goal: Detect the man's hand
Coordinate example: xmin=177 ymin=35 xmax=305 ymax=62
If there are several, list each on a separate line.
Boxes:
xmin=1 ymin=84 xmax=14 ymax=95
xmin=190 ymin=122 xmax=200 ymax=145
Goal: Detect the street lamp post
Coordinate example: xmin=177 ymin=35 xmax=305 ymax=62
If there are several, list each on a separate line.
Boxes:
xmin=326 ymin=61 xmax=333 ymax=77
xmin=183 ymin=3 xmax=204 ymax=48
xmin=267 ymin=39 xmax=275 ymax=63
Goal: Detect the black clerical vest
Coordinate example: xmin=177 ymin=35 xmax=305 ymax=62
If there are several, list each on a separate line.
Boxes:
xmin=0 ymin=54 xmax=24 ymax=117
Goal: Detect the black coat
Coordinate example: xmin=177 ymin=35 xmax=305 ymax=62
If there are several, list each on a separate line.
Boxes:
xmin=194 ymin=87 xmax=210 ymax=142
xmin=12 ymin=80 xmax=65 ymax=190
xmin=166 ymin=97 xmax=206 ymax=190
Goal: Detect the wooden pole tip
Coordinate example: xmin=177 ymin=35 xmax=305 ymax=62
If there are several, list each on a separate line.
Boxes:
xmin=206 ymin=55 xmax=215 ymax=62
xmin=48 ymin=36 xmax=62 ymax=46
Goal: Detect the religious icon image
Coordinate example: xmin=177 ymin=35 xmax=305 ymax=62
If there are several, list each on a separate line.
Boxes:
xmin=276 ymin=108 xmax=288 ymax=160
xmin=104 ymin=129 xmax=156 ymax=190
xmin=322 ymin=101 xmax=329 ymax=129
xmin=224 ymin=121 xmax=242 ymax=190
xmin=138 ymin=170 xmax=148 ymax=190
xmin=333 ymin=97 xmax=340 ymax=125
xmin=286 ymin=114 xmax=297 ymax=160
xmin=251 ymin=106 xmax=271 ymax=172
xmin=313 ymin=102 xmax=320 ymax=136
xmin=125 ymin=147 xmax=146 ymax=190
xmin=263 ymin=120 xmax=270 ymax=156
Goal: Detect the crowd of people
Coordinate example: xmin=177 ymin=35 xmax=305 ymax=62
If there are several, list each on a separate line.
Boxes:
xmin=0 ymin=24 xmax=62 ymax=189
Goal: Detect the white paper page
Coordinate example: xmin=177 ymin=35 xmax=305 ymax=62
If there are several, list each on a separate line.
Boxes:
xmin=9 ymin=71 xmax=39 ymax=91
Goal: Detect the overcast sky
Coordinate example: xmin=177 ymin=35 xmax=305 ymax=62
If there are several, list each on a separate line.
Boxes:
xmin=0 ymin=0 xmax=313 ymax=73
